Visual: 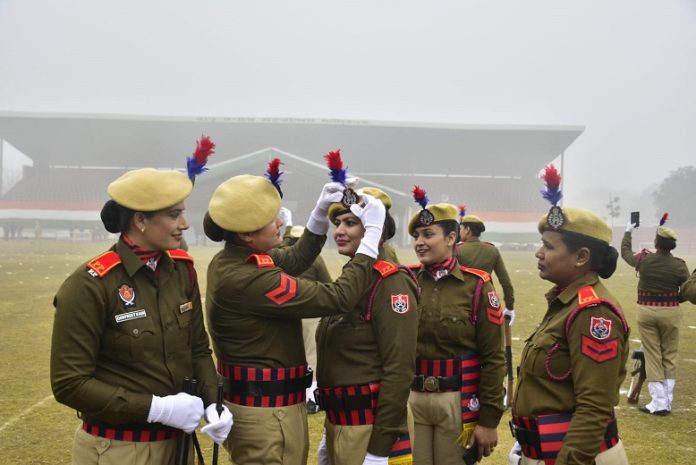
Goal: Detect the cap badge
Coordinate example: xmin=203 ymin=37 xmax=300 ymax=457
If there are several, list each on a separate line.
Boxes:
xmin=546 ymin=205 xmax=566 ymax=229
xmin=419 ymin=209 xmax=434 ymax=226
xmin=341 ymin=187 xmax=359 ymax=208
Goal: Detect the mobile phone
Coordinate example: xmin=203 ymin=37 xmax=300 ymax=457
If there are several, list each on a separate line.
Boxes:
xmin=462 ymin=445 xmax=478 ymax=465
xmin=630 ymin=211 xmax=640 ymax=228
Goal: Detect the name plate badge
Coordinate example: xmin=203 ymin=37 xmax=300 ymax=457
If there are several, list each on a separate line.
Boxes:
xmin=179 ymin=302 xmax=193 ymax=314
xmin=115 ymin=309 xmax=147 ymax=324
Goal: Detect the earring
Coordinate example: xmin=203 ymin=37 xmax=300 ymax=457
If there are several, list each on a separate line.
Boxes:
xmin=140 ymin=227 xmax=146 ymax=233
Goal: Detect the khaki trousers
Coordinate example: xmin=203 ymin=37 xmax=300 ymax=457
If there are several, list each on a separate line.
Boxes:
xmin=72 ymin=425 xmax=180 ymax=465
xmin=409 ymin=390 xmax=468 ymax=465
xmin=325 ymin=422 xmax=373 ymax=465
xmin=636 ymin=305 xmax=682 ymax=381
xmin=302 ymin=318 xmax=320 ymax=375
xmin=224 ymin=401 xmax=308 ymax=465
xmin=521 ymin=440 xmax=629 ymax=465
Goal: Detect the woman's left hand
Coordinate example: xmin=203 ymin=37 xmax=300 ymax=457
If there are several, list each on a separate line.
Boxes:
xmin=469 ymin=424 xmax=498 ymax=461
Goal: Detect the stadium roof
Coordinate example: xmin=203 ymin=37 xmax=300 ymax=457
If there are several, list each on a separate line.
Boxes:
xmin=0 ymin=112 xmax=583 ymax=178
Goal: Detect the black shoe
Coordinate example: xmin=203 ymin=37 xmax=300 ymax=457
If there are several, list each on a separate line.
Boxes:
xmin=306 ymin=399 xmax=320 ymax=414
xmin=639 ymin=406 xmax=670 ymax=416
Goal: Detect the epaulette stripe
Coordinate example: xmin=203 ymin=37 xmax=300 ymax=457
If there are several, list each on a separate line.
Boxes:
xmin=460 ymin=266 xmax=491 ymax=282
xmin=373 ymin=260 xmax=399 ymax=278
xmin=577 ymin=286 xmax=601 ymax=307
xmin=168 ymin=249 xmax=194 ymax=262
xmin=246 ymin=254 xmax=275 ymax=268
xmin=87 ymin=251 xmax=122 ymax=278
xmin=406 ymin=263 xmax=422 ymax=270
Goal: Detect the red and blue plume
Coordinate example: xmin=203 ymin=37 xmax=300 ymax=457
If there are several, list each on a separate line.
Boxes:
xmin=265 ymin=158 xmax=283 ymax=197
xmin=324 ymin=149 xmax=347 ymax=185
xmin=459 ymin=204 xmax=466 ymax=219
xmin=659 ymin=212 xmax=669 ymax=226
xmin=412 ymin=185 xmax=429 ymax=210
xmin=186 ymin=135 xmax=215 ymax=181
xmin=540 ymin=164 xmax=563 ymax=206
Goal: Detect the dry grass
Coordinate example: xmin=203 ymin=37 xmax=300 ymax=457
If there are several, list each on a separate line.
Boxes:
xmin=1 ymin=240 xmax=695 ymax=464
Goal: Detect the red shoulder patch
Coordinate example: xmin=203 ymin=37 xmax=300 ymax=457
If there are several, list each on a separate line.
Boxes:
xmin=265 ymin=273 xmax=297 ymax=305
xmin=246 ymin=254 xmax=275 ymax=268
xmin=373 ymin=260 xmax=399 ymax=277
xmin=460 ymin=266 xmax=491 ymax=282
xmin=168 ymin=248 xmax=194 ymax=262
xmin=486 ymin=307 xmax=504 ymax=325
xmin=581 ymin=335 xmax=619 ymax=362
xmin=87 ymin=251 xmax=122 ymax=278
xmin=577 ymin=286 xmax=601 ymax=307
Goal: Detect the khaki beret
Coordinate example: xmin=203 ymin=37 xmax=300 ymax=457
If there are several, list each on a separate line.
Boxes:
xmin=460 ymin=215 xmax=483 ymax=225
xmin=657 ymin=226 xmax=677 ymax=241
xmin=328 ymin=186 xmax=392 ymax=222
xmin=107 ymin=168 xmax=192 ymax=212
xmin=208 ymin=175 xmax=281 ymax=233
xmin=538 ymin=207 xmax=612 ymax=244
xmin=408 ymin=203 xmax=459 ymax=235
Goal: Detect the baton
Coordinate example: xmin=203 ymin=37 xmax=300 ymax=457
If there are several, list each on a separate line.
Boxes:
xmin=212 ymin=379 xmax=224 ymax=465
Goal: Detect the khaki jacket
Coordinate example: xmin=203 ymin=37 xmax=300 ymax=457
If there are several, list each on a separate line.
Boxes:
xmin=456 ymin=239 xmax=515 ymax=309
xmin=621 ymin=232 xmax=689 ymax=294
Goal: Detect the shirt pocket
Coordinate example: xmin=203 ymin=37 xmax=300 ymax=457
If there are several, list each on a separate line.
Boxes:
xmin=109 ymin=315 xmax=157 ymax=362
xmin=438 ymin=304 xmax=471 ymax=344
xmin=524 ymin=333 xmax=571 ymax=381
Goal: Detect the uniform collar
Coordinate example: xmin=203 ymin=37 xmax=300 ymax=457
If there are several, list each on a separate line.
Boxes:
xmin=416 ymin=260 xmax=467 ymax=283
xmin=224 ymin=242 xmax=257 ymax=260
xmin=114 ymin=240 xmax=174 ymax=277
xmin=546 ymin=272 xmax=600 ymax=305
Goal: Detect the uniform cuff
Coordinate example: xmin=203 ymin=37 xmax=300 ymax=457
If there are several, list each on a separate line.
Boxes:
xmin=367 ymin=430 xmax=398 ymax=457
xmin=477 ymin=406 xmax=503 ymax=429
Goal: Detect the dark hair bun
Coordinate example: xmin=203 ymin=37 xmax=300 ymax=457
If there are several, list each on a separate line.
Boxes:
xmin=100 ymin=200 xmax=122 ymax=233
xmin=203 ymin=212 xmax=225 ymax=242
xmin=598 ymin=246 xmax=619 ymax=279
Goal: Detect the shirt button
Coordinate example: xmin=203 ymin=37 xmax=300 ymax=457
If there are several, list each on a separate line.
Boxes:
xmin=132 ymin=328 xmax=139 ymax=335
xmin=427 ymin=311 xmax=433 ymax=317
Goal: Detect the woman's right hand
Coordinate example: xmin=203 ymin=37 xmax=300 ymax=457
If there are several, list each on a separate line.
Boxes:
xmin=146 ymin=392 xmax=204 ymax=433
xmin=351 ymin=193 xmax=386 ymax=259
xmin=307 ymin=178 xmax=358 ymax=235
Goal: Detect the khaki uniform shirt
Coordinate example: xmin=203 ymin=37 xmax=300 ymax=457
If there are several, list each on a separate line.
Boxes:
xmin=682 ymin=269 xmax=696 ymax=304
xmin=621 ymin=232 xmax=690 ymax=293
xmin=456 ymin=239 xmax=515 ymax=309
xmin=414 ymin=265 xmax=505 ymax=428
xmin=382 ymin=243 xmax=400 ymax=265
xmin=206 ymin=231 xmax=376 ymax=368
xmin=513 ymin=273 xmax=629 ymax=465
xmin=51 ymin=240 xmax=218 ymax=426
xmin=316 ymin=255 xmax=419 ymax=456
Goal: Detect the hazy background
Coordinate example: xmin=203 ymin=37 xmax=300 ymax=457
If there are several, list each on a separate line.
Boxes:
xmin=1 ymin=0 xmax=695 ymax=214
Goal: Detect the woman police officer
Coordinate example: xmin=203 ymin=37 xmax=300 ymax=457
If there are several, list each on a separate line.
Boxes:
xmin=203 ymin=167 xmax=387 ymax=465
xmin=407 ymin=187 xmax=505 ymax=465
xmin=509 ymin=165 xmax=629 ymax=465
xmin=315 ymin=187 xmax=419 ymax=465
xmin=51 ymin=167 xmax=232 ymax=465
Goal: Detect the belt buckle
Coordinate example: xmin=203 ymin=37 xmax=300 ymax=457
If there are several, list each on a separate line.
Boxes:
xmin=424 ymin=376 xmax=439 ymax=392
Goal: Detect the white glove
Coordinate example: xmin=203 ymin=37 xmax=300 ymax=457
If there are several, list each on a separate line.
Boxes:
xmin=362 ymin=452 xmax=388 ymax=465
xmin=147 ymin=392 xmax=204 ymax=434
xmin=626 ymin=222 xmax=637 ymax=233
xmin=503 ymin=308 xmax=515 ymax=326
xmin=306 ymin=181 xmax=351 ymax=235
xmin=351 ymin=194 xmax=386 ymax=259
xmin=278 ymin=207 xmax=293 ymax=228
xmin=509 ymin=441 xmax=522 ymax=465
xmin=200 ymin=403 xmax=234 ymax=445
xmin=317 ymin=428 xmax=330 ymax=465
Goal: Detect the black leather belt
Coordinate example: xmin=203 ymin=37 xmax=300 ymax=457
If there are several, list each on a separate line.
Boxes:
xmin=411 ymin=374 xmax=460 ymax=392
xmin=314 ymin=391 xmax=374 ymax=411
xmin=510 ymin=416 xmax=618 ymax=450
xmin=225 ymin=371 xmax=312 ymax=397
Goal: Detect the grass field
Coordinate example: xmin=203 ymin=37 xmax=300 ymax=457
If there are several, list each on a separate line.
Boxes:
xmin=1 ymin=240 xmax=695 ymax=464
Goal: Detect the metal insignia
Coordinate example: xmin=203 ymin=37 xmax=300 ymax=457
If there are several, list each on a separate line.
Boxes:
xmin=118 ymin=284 xmax=136 ymax=307
xmin=341 ymin=188 xmax=359 ymax=208
xmin=546 ymin=205 xmax=565 ymax=229
xmin=419 ymin=209 xmax=434 ymax=226
xmin=114 ymin=309 xmax=147 ymax=323
xmin=179 ymin=302 xmax=193 ymax=314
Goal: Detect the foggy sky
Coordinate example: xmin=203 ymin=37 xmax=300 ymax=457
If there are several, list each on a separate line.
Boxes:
xmin=1 ymin=0 xmax=695 ymax=213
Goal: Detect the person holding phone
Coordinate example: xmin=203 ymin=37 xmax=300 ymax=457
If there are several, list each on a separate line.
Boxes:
xmin=621 ymin=213 xmax=690 ymax=415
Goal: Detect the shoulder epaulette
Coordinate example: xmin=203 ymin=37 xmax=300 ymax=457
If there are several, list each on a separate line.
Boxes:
xmin=246 ymin=254 xmax=275 ymax=268
xmin=483 ymin=241 xmax=496 ymax=247
xmin=577 ymin=285 xmax=601 ymax=307
xmin=168 ymin=248 xmax=194 ymax=263
xmin=459 ymin=266 xmax=491 ymax=282
xmin=674 ymin=256 xmax=686 ymax=263
xmin=86 ymin=251 xmax=122 ymax=278
xmin=373 ymin=260 xmax=399 ymax=278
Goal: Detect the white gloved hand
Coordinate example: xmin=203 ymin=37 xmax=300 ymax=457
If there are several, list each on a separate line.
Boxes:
xmin=200 ymin=403 xmax=234 ymax=445
xmin=362 ymin=452 xmax=388 ymax=465
xmin=278 ymin=207 xmax=293 ymax=228
xmin=306 ymin=181 xmax=348 ymax=235
xmin=509 ymin=441 xmax=522 ymax=465
xmin=351 ymin=194 xmax=386 ymax=259
xmin=147 ymin=392 xmax=204 ymax=434
xmin=503 ymin=308 xmax=515 ymax=326
xmin=317 ymin=428 xmax=330 ymax=465
xmin=626 ymin=222 xmax=637 ymax=233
